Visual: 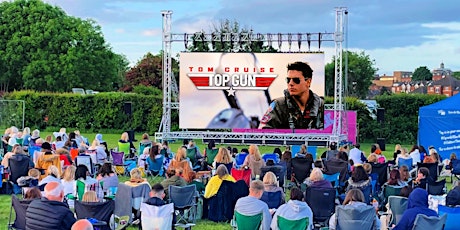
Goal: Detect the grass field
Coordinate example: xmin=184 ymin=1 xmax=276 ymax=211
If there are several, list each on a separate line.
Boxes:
xmin=0 ymin=132 xmax=450 ymax=228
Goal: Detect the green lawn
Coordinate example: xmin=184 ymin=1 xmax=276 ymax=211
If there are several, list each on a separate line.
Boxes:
xmin=1 ymin=134 xmax=451 ymax=228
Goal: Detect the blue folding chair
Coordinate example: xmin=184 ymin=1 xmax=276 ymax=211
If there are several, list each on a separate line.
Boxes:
xmin=262 ymin=153 xmax=279 ymax=164
xmin=307 ymin=146 xmax=317 ymax=160
xmin=146 ymin=155 xmax=165 ymax=177
xmin=438 ymin=205 xmax=460 ymax=230
xmin=397 ymin=158 xmax=413 ymax=171
xmin=235 ymin=153 xmax=248 ymax=169
xmin=291 ymin=145 xmax=301 ymax=158
xmin=323 ymin=172 xmax=340 ymax=195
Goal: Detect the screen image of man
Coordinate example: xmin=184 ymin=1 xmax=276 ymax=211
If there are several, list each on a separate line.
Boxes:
xmin=259 ymin=61 xmax=324 ymax=129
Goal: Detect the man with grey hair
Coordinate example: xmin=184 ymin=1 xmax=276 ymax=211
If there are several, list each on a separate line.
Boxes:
xmin=26 ymin=181 xmax=76 ymax=230
xmin=234 ymin=180 xmax=272 ymax=230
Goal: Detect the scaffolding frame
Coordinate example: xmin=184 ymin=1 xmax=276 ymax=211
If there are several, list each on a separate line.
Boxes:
xmin=156 ymin=8 xmax=348 ymax=146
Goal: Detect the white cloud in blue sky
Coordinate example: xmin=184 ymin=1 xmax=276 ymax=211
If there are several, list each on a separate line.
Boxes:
xmin=28 ymin=0 xmax=460 ymax=74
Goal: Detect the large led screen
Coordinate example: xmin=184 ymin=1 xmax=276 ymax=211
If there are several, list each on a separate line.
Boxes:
xmin=179 ymin=52 xmax=325 ymax=130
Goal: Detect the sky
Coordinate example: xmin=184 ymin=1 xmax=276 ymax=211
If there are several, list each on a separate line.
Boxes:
xmin=31 ymin=0 xmax=460 ymax=75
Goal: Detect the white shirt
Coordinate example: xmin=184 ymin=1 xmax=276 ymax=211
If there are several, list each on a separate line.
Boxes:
xmin=409 ymin=149 xmax=421 ymax=165
xmin=349 ymin=147 xmax=363 ymax=165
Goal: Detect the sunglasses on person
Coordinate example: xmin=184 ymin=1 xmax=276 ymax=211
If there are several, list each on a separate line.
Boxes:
xmin=286 ymin=77 xmax=302 ymax=84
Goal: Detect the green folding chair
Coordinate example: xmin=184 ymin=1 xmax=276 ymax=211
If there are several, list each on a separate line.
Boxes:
xmin=233 ymin=211 xmax=262 ymax=230
xmin=118 ymin=142 xmax=130 ymax=157
xmin=277 ymin=216 xmax=309 ymax=230
xmin=206 ymin=148 xmax=219 ymax=165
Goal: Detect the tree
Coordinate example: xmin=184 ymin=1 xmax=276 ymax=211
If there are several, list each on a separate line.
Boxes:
xmin=0 ymin=0 xmax=127 ymax=92
xmin=187 ymin=19 xmax=276 ymax=52
xmin=412 ymin=66 xmax=432 ymax=81
xmin=122 ymin=52 xmax=179 ymax=92
xmin=325 ymin=51 xmax=378 ymax=98
xmin=452 ymin=71 xmax=460 ymax=80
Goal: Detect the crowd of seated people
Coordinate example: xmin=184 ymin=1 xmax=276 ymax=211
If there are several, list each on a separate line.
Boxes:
xmin=2 ymin=126 xmax=458 ymax=229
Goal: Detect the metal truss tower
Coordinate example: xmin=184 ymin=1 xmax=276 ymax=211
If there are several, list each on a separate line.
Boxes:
xmin=159 ymin=10 xmax=173 ymax=133
xmin=158 ymin=8 xmax=348 ymax=146
xmin=332 ymin=7 xmax=348 ymax=141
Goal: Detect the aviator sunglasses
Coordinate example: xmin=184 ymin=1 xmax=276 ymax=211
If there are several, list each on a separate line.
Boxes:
xmin=286 ymin=77 xmax=302 ymax=84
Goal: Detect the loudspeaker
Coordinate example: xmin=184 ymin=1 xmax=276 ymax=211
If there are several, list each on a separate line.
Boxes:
xmin=123 ymin=102 xmax=132 ymax=115
xmin=377 ymin=138 xmax=386 ymax=151
xmin=126 ymin=130 xmax=136 ymax=142
xmin=377 ymin=108 xmax=385 ymax=122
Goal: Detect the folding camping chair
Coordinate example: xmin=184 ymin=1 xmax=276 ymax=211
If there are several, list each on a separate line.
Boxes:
xmin=305 ymin=187 xmax=336 ymax=227
xmin=75 ymin=155 xmax=95 ymax=176
xmin=231 ymin=168 xmax=252 ymax=186
xmin=75 ymin=200 xmax=115 ymax=230
xmin=169 ymin=184 xmax=198 ymax=228
xmin=111 ymin=150 xmax=129 ymax=176
xmin=8 ymin=195 xmax=32 ymax=230
xmin=140 ymin=203 xmax=174 ymax=230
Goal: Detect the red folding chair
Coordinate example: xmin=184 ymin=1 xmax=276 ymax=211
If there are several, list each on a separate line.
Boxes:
xmin=231 ymin=168 xmax=251 ymax=186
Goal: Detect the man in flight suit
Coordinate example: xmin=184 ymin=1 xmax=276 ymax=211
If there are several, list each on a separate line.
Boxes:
xmin=259 ymin=61 xmax=324 ymax=129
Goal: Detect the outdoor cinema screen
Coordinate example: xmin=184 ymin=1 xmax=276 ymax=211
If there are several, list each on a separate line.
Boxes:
xmin=179 ymin=52 xmax=325 ymax=130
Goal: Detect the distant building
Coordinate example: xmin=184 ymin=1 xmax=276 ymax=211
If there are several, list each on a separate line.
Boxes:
xmin=426 ymin=75 xmax=460 ymax=96
xmin=432 ymin=62 xmax=452 ymax=81
xmin=370 ymin=63 xmax=459 ymax=97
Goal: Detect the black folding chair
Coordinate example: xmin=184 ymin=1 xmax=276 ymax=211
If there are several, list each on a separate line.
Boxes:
xmin=260 ymin=191 xmax=283 ymax=209
xmin=451 ymin=159 xmax=460 ymax=182
xmin=169 ymin=184 xmax=198 ymax=228
xmin=305 ymin=187 xmax=336 ymax=227
xmin=8 ymin=195 xmax=32 ymax=230
xmin=427 ymin=179 xmax=446 ymax=195
xmin=291 ymin=157 xmax=312 ymax=186
xmin=371 ymin=162 xmax=389 ymax=189
xmin=75 ymin=200 xmax=115 ymax=230
xmin=260 ymin=165 xmax=285 ymax=190
xmin=417 ymin=162 xmax=439 ymax=182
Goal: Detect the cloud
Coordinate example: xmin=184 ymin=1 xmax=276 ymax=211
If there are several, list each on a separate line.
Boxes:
xmin=142 ymin=28 xmax=162 ymax=36
xmin=115 ymin=28 xmax=126 ymax=34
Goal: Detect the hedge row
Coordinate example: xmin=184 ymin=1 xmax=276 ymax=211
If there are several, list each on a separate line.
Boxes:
xmin=4 ymin=91 xmax=446 ymax=144
xmin=4 ymin=91 xmax=168 ymax=133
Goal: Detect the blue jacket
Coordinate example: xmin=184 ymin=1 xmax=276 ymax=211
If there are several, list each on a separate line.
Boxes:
xmin=393 ymin=188 xmax=437 ymax=230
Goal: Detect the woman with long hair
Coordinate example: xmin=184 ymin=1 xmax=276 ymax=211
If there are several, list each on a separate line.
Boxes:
xmin=243 ymin=144 xmax=265 ymax=179
xmin=346 ymin=165 xmax=371 ymax=192
xmin=263 ymin=171 xmax=285 ymax=204
xmin=168 ymin=147 xmax=193 ymax=177
xmin=213 ymin=147 xmax=233 ymax=172
xmin=96 ymin=162 xmax=119 ymax=191
xmin=386 ymin=169 xmax=407 ymax=187
xmin=61 ymin=165 xmax=77 ymax=197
